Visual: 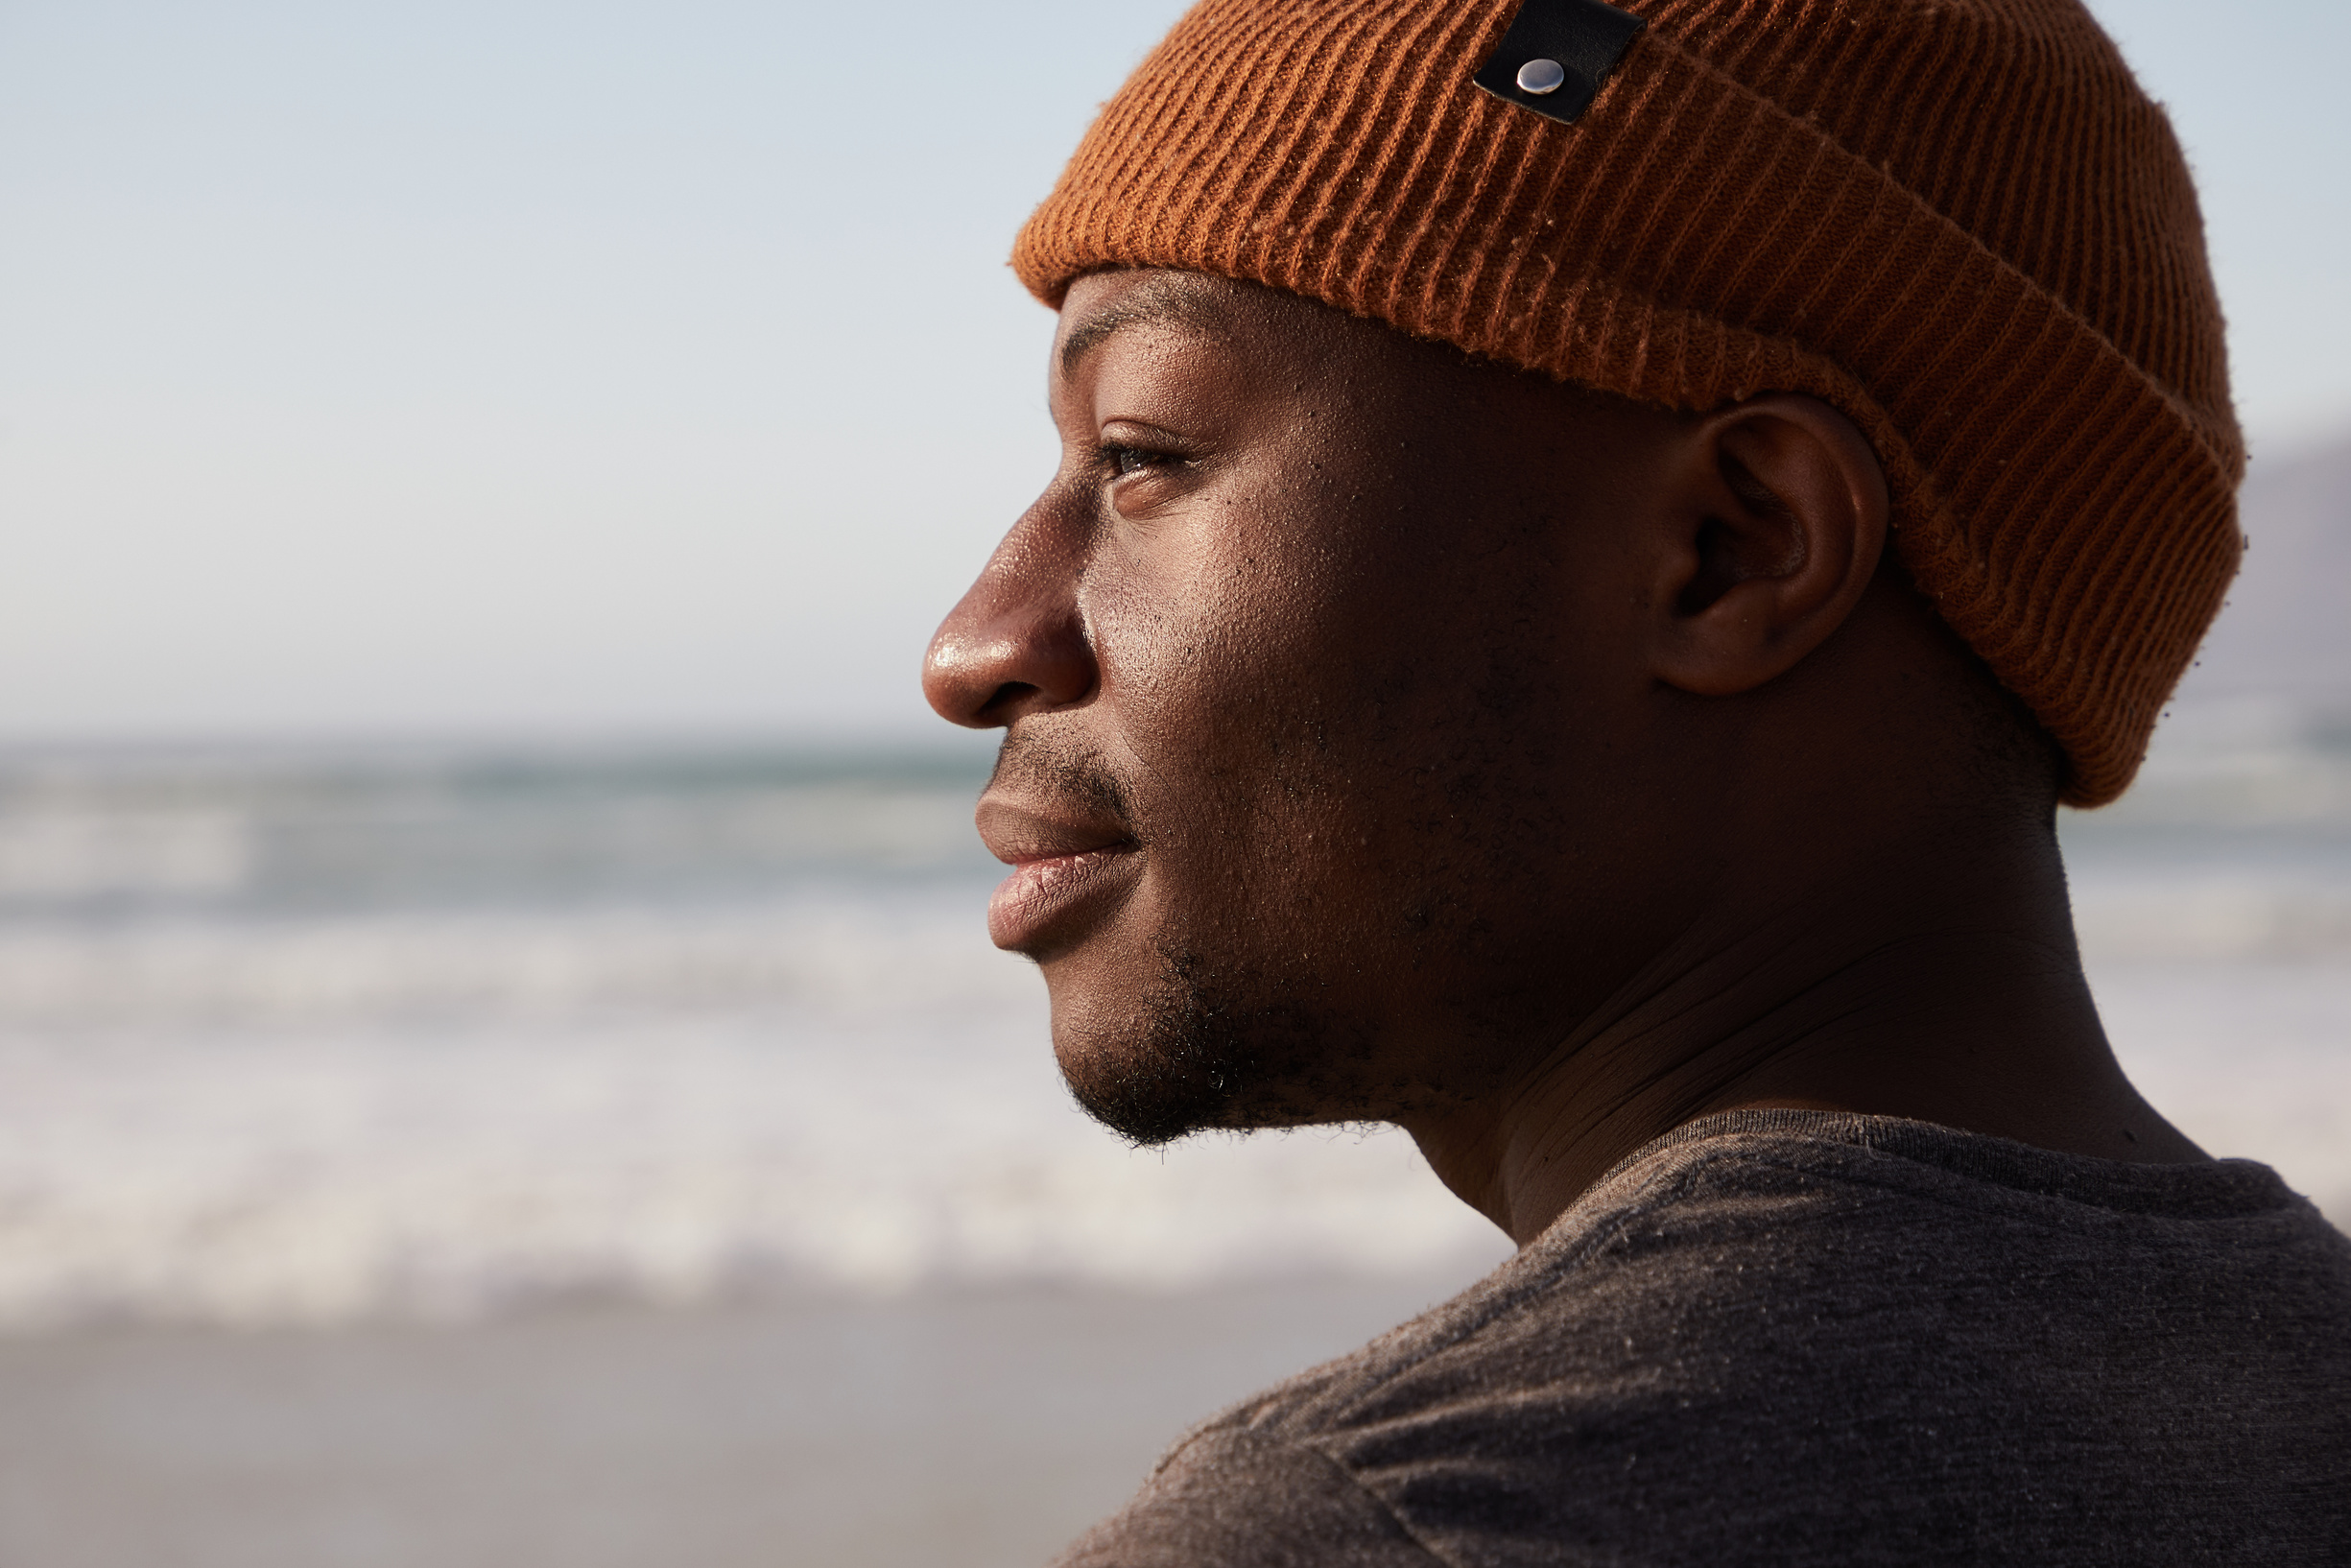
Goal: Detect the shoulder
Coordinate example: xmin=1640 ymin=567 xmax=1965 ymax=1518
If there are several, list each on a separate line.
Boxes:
xmin=1070 ymin=1113 xmax=2351 ymax=1565
xmin=1050 ymin=1425 xmax=1444 ymax=1567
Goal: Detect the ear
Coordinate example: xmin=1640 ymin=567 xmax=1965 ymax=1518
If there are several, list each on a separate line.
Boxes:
xmin=1646 ymin=393 xmax=1889 ymax=698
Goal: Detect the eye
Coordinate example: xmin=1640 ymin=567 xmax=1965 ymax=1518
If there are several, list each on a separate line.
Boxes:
xmin=1100 ymin=441 xmax=1166 ymax=479
xmin=1097 ymin=440 xmax=1179 ymax=479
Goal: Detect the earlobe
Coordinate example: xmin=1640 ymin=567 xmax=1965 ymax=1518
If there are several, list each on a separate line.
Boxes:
xmin=1649 ymin=394 xmax=1889 ymax=699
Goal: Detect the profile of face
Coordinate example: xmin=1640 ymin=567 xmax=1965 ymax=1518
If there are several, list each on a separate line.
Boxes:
xmin=923 ymin=269 xmax=1899 ymax=1146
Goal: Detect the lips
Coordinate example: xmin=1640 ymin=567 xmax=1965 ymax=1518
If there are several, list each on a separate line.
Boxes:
xmin=976 ymin=799 xmax=1142 ymax=953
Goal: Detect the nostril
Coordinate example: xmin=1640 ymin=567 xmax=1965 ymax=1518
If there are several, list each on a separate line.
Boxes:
xmin=981 ymin=681 xmax=1040 ymax=722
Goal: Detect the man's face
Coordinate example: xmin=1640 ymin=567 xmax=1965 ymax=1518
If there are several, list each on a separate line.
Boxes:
xmin=924 ymin=270 xmax=1707 ymax=1144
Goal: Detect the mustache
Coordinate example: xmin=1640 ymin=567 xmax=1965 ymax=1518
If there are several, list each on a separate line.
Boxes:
xmin=987 ymin=729 xmax=1140 ymax=838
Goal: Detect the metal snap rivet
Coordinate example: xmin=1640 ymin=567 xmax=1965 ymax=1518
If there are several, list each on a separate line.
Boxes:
xmin=1515 ymin=57 xmax=1567 ymax=95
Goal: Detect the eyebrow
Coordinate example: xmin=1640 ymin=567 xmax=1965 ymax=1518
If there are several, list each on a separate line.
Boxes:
xmin=1056 ymin=283 xmax=1232 ymax=380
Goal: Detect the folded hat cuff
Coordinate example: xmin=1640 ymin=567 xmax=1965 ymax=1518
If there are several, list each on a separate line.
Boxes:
xmin=1014 ymin=8 xmax=2244 ymax=804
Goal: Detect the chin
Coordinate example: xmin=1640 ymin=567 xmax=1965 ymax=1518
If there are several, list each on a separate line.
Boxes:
xmin=1047 ymin=941 xmax=1389 ymax=1146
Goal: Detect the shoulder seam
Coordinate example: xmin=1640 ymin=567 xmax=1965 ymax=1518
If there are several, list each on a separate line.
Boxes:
xmin=1277 ymin=1431 xmax=1460 ymax=1567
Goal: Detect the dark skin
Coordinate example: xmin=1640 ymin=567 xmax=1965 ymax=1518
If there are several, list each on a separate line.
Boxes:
xmin=924 ymin=269 xmax=2203 ymax=1247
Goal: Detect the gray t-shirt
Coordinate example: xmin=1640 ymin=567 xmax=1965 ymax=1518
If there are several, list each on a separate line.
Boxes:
xmin=1056 ymin=1110 xmax=2351 ymax=1565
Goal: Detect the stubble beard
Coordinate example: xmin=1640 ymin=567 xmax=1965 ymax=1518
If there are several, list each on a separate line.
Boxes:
xmin=1057 ymin=942 xmax=1386 ymax=1147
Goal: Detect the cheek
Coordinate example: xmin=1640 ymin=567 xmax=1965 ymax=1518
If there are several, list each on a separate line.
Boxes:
xmin=1075 ymin=433 xmax=1653 ymax=963
xmin=1080 ymin=511 xmax=1520 ymax=957
xmin=1072 ymin=520 xmax=1384 ymax=935
xmin=1084 ymin=487 xmax=1351 ymax=753
xmin=1045 ymin=476 xmax=1665 ymax=1075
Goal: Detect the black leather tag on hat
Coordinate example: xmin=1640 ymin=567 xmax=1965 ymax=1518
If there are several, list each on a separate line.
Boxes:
xmin=1473 ymin=0 xmax=1646 ymax=127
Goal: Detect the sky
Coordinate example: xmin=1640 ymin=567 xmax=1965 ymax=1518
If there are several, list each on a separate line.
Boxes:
xmin=0 ymin=0 xmax=2344 ymax=745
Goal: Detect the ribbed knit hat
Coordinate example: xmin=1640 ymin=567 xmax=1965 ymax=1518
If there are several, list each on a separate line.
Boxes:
xmin=1012 ymin=0 xmax=2243 ymax=806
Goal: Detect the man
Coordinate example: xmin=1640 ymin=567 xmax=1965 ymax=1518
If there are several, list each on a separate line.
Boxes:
xmin=922 ymin=0 xmax=2351 ymax=1559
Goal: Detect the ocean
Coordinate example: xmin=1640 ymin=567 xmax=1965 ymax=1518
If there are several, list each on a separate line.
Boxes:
xmin=0 ymin=737 xmax=1508 ymax=1337
xmin=0 ymin=714 xmax=2344 ymax=1566
xmin=0 ymin=707 xmax=2343 ymax=1338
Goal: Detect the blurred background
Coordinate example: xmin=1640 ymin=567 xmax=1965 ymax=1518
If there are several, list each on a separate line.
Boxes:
xmin=0 ymin=1 xmax=2345 ymax=1563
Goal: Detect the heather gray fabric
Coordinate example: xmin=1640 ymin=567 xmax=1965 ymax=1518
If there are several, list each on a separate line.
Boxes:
xmin=1056 ymin=1110 xmax=2351 ymax=1566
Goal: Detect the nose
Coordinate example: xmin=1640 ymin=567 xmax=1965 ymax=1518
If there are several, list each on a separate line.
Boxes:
xmin=922 ymin=507 xmax=1098 ymax=729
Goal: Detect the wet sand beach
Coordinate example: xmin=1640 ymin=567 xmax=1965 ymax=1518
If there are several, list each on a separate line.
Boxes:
xmin=0 ymin=1273 xmax=1477 ymax=1568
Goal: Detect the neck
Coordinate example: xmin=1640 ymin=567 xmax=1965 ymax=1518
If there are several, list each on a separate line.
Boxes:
xmin=1400 ymin=807 xmax=2204 ymax=1247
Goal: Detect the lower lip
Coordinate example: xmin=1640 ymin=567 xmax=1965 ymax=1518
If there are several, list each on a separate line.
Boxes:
xmin=987 ymin=847 xmax=1140 ymax=950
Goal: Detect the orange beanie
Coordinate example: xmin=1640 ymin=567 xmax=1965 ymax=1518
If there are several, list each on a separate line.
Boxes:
xmin=1012 ymin=0 xmax=2242 ymax=806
